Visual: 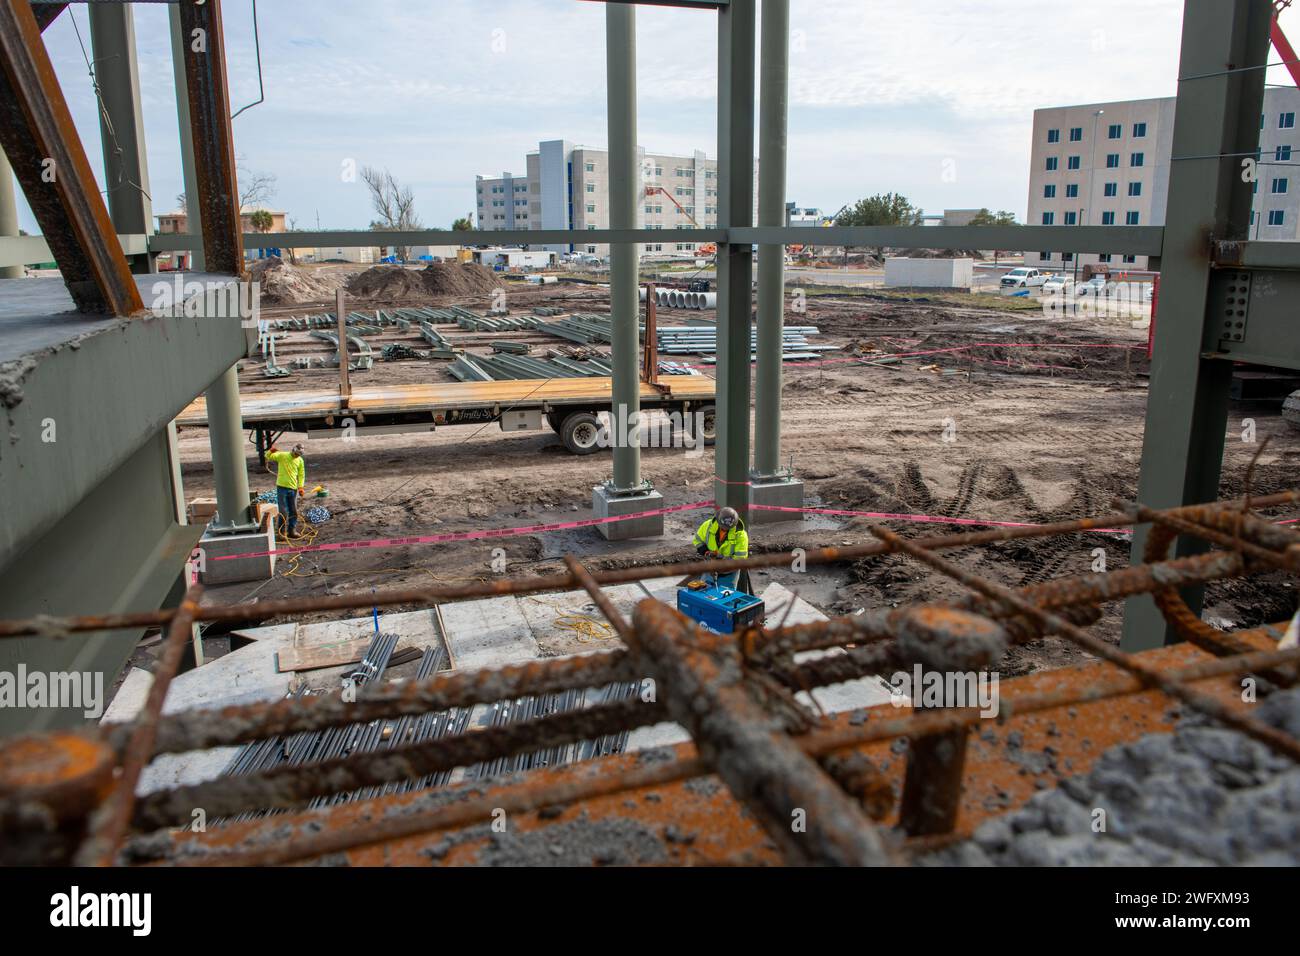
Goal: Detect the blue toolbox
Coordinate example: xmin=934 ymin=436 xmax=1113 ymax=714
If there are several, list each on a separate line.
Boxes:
xmin=675 ymin=578 xmax=765 ymax=634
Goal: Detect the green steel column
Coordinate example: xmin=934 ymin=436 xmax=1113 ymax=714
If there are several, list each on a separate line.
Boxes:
xmin=1120 ymin=0 xmax=1271 ymax=651
xmin=206 ymin=365 xmax=252 ymax=530
xmin=89 ymin=1 xmax=154 ymax=274
xmin=606 ymin=2 xmax=641 ymax=492
xmin=169 ymin=3 xmax=203 ymax=271
xmin=716 ymin=0 xmax=756 ymax=520
xmin=754 ymin=0 xmax=788 ymax=479
xmin=0 ymin=148 xmax=19 ymax=279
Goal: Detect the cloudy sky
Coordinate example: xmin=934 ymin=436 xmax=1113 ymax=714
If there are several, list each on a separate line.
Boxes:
xmin=18 ymin=0 xmax=1300 ymax=234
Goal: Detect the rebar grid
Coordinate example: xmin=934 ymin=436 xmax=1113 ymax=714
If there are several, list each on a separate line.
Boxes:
xmin=0 ymin=493 xmax=1296 ymax=866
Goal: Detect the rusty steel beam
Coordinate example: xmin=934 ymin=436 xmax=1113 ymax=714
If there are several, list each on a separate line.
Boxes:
xmin=32 ymin=2 xmax=65 ymax=32
xmin=628 ymin=598 xmax=893 ymax=866
xmin=176 ymin=0 xmax=242 ymax=274
xmin=3 ymin=490 xmax=1295 ymax=641
xmin=0 ymin=0 xmax=143 ymax=313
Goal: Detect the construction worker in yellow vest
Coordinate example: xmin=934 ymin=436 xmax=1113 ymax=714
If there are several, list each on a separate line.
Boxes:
xmin=265 ymin=443 xmax=306 ymax=538
xmin=693 ymin=506 xmax=749 ymax=589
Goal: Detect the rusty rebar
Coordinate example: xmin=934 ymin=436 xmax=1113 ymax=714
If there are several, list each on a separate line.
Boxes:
xmin=869 ymin=525 xmax=1300 ymax=763
xmin=75 ymin=586 xmax=202 ymax=866
xmin=627 ymin=598 xmax=893 ymax=866
xmin=563 ymin=556 xmax=632 ymax=641
xmin=166 ymin=642 xmax=1300 ymax=867
xmin=130 ymin=696 xmax=666 ymax=831
xmin=5 ymin=490 xmax=1295 ymax=640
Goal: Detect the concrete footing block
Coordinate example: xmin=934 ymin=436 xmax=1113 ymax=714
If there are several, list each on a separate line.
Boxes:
xmin=196 ymin=528 xmax=276 ymax=585
xmin=592 ymin=486 xmax=665 ymax=540
xmin=750 ymin=478 xmax=806 ymax=524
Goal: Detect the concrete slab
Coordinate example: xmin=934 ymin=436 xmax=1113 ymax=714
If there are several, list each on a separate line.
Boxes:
xmin=592 ymin=486 xmax=665 ymax=540
xmin=102 ymin=626 xmax=293 ymax=795
xmin=750 ymin=478 xmax=806 ymax=524
xmin=438 ymin=596 xmax=541 ymax=670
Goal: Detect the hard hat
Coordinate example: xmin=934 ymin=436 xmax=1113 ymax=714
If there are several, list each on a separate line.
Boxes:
xmin=717 ymin=507 xmax=738 ymax=529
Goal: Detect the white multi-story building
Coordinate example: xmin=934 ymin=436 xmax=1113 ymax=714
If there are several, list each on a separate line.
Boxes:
xmin=477 ymin=139 xmax=758 ymax=258
xmin=1025 ymin=89 xmax=1300 ymax=272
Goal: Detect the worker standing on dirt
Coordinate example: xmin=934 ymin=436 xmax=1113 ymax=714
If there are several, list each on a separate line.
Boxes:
xmin=693 ymin=506 xmax=749 ymax=589
xmin=266 ymin=443 xmax=307 ymax=539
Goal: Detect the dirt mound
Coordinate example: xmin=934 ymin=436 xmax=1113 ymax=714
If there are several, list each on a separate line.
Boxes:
xmin=249 ymin=257 xmax=343 ymax=304
xmin=346 ymin=262 xmax=499 ymax=302
xmin=896 ymin=248 xmax=985 ymax=260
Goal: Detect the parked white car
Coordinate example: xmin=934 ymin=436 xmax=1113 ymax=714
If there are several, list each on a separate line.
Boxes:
xmin=1041 ymin=275 xmax=1074 ymax=294
xmin=1073 ymin=276 xmax=1111 ymax=296
xmin=1000 ymin=267 xmax=1047 ymax=289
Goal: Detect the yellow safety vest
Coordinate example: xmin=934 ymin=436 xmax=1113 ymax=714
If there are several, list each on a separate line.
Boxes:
xmin=267 ymin=451 xmax=306 ymax=490
xmin=693 ymin=518 xmax=749 ymax=559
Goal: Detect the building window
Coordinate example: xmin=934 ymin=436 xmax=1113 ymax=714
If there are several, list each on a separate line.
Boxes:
xmin=1128 ymin=181 xmax=1142 ymax=197
xmin=1040 ymin=252 xmax=1052 ymax=261
xmin=1099 ymin=253 xmax=1112 ymax=263
xmin=1108 ymin=123 xmax=1122 ymax=139
xmin=1103 ymin=182 xmax=1118 ymax=197
xmin=1272 ymin=177 xmax=1289 ymax=194
xmin=587 ymin=203 xmax=596 ymax=213
xmin=1277 ymin=145 xmax=1293 ymax=161
xmin=1067 ymin=155 xmax=1081 ymax=170
xmin=1269 ymin=209 xmax=1286 ymax=225
xmin=1064 ymin=211 xmax=1077 ymax=225
xmin=1252 ymin=211 xmax=1257 ymax=225
xmin=1041 ymin=212 xmax=1055 ymax=225
xmin=1106 ymin=154 xmax=1120 ymax=168
xmin=1069 ymin=127 xmax=1083 ymax=142
xmin=1065 ymin=183 xmax=1079 ymax=198
xmin=586 ymin=245 xmax=596 ymax=253
xmin=1123 ymin=255 xmax=1136 ymax=264
xmin=1282 ymin=112 xmax=1296 ymax=129
xmin=586 ymin=183 xmax=595 ymax=193
xmin=1101 ymin=211 xmax=1116 ymax=225
xmin=1126 ymin=211 xmax=1140 ymax=225
xmin=1130 ymin=152 xmax=1144 ymax=167
xmin=1043 ymin=184 xmax=1056 ymax=198
xmin=1062 ymin=253 xmax=1074 ymax=262
xmin=1047 ymin=128 xmax=1060 ymax=143
xmin=1046 ymin=156 xmax=1059 ymax=171
xmin=1133 ymin=122 xmax=1147 ymax=137
xmin=584 ymin=163 xmax=594 ymax=172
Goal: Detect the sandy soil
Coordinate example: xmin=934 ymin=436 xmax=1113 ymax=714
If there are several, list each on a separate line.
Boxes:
xmin=177 ymin=282 xmax=1300 ymax=675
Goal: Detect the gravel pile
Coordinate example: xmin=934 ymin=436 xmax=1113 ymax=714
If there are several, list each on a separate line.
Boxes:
xmin=924 ymin=687 xmax=1300 ymax=866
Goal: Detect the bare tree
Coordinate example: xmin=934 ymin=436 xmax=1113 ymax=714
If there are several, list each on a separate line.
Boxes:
xmin=176 ymin=154 xmax=277 ymax=215
xmin=362 ymin=166 xmax=421 ymax=261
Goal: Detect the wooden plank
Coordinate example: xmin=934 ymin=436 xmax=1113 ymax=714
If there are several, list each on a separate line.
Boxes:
xmin=277 ymin=637 xmax=378 ymax=673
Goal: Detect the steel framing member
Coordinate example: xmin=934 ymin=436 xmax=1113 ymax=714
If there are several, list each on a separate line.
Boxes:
xmin=0 ymin=492 xmax=1296 ymax=866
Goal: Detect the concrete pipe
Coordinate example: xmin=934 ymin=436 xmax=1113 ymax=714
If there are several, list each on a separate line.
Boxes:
xmin=672 ymin=291 xmax=684 ymax=308
xmin=698 ymin=292 xmax=717 ymax=309
xmin=639 ymin=286 xmax=647 ymax=301
xmin=658 ymin=290 xmax=670 ymax=308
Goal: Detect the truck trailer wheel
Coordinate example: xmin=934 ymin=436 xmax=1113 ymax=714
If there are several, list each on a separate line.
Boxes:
xmin=1284 ymin=389 xmax=1300 ymax=432
xmin=686 ymin=404 xmax=716 ymax=446
xmin=560 ymin=412 xmax=603 ymax=455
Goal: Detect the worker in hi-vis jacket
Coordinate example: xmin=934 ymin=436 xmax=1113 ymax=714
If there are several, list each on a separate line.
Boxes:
xmin=265 ymin=443 xmax=306 ymax=539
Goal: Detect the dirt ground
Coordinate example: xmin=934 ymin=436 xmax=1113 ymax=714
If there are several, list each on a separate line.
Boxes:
xmin=177 ymin=276 xmax=1300 ymax=677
